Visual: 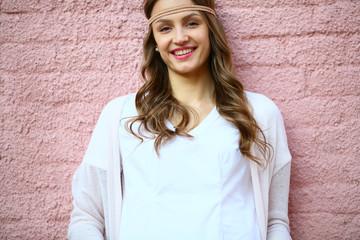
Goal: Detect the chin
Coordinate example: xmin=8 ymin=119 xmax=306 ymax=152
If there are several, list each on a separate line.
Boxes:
xmin=174 ymin=67 xmax=198 ymax=75
xmin=173 ymin=63 xmax=207 ymax=74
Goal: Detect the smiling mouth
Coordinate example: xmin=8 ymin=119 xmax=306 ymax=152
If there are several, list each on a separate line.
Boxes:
xmin=171 ymin=48 xmax=196 ymax=56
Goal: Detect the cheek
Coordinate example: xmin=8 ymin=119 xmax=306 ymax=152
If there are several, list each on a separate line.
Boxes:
xmin=198 ymin=28 xmax=210 ymax=46
xmin=200 ymin=35 xmax=211 ymax=52
xmin=153 ymin=34 xmax=168 ymax=49
xmin=157 ymin=41 xmax=167 ymax=50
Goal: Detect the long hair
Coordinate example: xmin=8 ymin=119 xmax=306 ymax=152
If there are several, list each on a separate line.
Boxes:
xmin=127 ymin=0 xmax=271 ymax=166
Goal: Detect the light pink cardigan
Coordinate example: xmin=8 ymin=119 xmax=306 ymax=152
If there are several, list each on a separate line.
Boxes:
xmin=68 ymin=92 xmax=292 ymax=240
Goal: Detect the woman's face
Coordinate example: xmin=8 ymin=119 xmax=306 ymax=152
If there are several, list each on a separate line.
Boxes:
xmin=151 ymin=0 xmax=211 ymax=77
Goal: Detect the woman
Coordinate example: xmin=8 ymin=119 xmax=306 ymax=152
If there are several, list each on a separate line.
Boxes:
xmin=68 ymin=0 xmax=292 ymax=239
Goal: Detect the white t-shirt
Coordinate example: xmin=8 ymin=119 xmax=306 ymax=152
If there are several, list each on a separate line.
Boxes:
xmin=118 ymin=95 xmax=260 ymax=240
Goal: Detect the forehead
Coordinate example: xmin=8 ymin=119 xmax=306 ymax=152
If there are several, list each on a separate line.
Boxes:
xmin=151 ymin=0 xmax=194 ymax=16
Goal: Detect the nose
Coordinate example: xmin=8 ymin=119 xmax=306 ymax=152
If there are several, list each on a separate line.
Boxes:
xmin=173 ymin=27 xmax=189 ymax=45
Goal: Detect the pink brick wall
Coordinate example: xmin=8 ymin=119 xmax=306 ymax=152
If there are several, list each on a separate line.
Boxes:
xmin=0 ymin=0 xmax=359 ymax=239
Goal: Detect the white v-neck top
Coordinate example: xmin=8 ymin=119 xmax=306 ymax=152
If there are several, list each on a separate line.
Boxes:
xmin=118 ymin=94 xmax=260 ymax=240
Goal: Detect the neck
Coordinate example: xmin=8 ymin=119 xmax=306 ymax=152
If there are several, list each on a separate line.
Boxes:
xmin=169 ymin=69 xmax=215 ymax=108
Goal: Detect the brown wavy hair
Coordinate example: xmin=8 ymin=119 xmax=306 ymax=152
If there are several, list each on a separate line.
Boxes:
xmin=126 ymin=0 xmax=271 ymax=166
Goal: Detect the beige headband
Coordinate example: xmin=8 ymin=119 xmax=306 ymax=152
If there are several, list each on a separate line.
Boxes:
xmin=148 ymin=5 xmax=216 ymax=25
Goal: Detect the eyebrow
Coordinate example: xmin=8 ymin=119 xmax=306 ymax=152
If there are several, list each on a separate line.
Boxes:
xmin=154 ymin=12 xmax=202 ymax=24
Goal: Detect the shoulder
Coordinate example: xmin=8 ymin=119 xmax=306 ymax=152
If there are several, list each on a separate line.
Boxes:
xmin=245 ymin=92 xmax=291 ymax=172
xmin=102 ymin=93 xmax=136 ymax=112
xmin=92 ymin=93 xmax=136 ymax=138
xmin=245 ymin=91 xmax=283 ymax=127
xmin=82 ymin=93 xmax=136 ymax=169
xmin=99 ymin=93 xmax=136 ymax=119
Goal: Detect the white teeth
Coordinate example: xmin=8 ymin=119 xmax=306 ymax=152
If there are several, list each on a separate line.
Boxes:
xmin=174 ymin=48 xmax=194 ymax=56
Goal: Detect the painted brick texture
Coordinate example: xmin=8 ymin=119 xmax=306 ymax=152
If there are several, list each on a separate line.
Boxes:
xmin=0 ymin=0 xmax=359 ymax=239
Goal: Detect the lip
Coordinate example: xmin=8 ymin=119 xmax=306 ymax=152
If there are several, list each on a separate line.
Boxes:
xmin=171 ymin=46 xmax=197 ymax=60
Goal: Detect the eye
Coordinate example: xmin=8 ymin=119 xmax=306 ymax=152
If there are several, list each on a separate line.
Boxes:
xmin=187 ymin=21 xmax=199 ymax=27
xmin=159 ymin=26 xmax=171 ymax=32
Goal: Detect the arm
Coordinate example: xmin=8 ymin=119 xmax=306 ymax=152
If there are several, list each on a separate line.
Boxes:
xmin=267 ymin=162 xmax=291 ymax=240
xmin=266 ymin=100 xmax=292 ymax=240
xmin=67 ymin=97 xmax=123 ymax=240
xmin=68 ymin=96 xmax=127 ymax=240
xmin=246 ymin=91 xmax=292 ymax=239
xmin=68 ymin=162 xmax=106 ymax=240
xmin=68 ymin=96 xmax=127 ymax=239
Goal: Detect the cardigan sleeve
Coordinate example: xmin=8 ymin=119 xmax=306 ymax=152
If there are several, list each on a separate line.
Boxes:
xmin=265 ymin=98 xmax=292 ymax=240
xmin=68 ymin=96 xmax=127 ymax=240
xmin=246 ymin=91 xmax=292 ymax=240
xmin=68 ymin=162 xmax=107 ymax=240
xmin=267 ymin=162 xmax=291 ymax=240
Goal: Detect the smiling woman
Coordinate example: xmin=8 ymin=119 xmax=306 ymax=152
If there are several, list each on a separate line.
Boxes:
xmin=68 ymin=0 xmax=292 ymax=240
xmin=152 ymin=9 xmax=210 ymax=76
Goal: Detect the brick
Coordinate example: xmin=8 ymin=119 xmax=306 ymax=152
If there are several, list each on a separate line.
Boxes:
xmin=230 ymin=33 xmax=360 ymax=66
xmin=221 ymin=7 xmax=313 ymax=37
xmin=0 ymin=39 xmax=143 ymax=73
xmin=216 ymin=0 xmax=338 ymax=9
xmin=0 ymin=72 xmax=133 ymax=105
xmin=0 ymin=0 xmax=130 ymax=14
xmin=238 ymin=66 xmax=307 ymax=101
xmin=290 ymin=183 xmax=360 ymax=214
xmin=288 ymin=124 xmax=360 ymax=186
xmin=283 ymin=96 xmax=359 ymax=127
xmin=0 ymin=0 xmax=57 ymax=13
xmin=0 ymin=11 xmax=147 ymax=43
xmin=0 ymin=43 xmax=57 ymax=73
xmin=221 ymin=2 xmax=359 ymax=38
xmin=312 ymin=2 xmax=360 ymax=33
xmin=289 ymin=211 xmax=360 ymax=240
xmin=307 ymin=65 xmax=360 ymax=96
xmin=0 ymin=193 xmax=70 ymax=239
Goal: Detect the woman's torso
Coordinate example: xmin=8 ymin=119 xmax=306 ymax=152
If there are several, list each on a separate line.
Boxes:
xmin=118 ymin=94 xmax=260 ymax=240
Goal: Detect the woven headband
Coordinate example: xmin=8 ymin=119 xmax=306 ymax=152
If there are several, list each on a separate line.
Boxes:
xmin=148 ymin=5 xmax=216 ymax=25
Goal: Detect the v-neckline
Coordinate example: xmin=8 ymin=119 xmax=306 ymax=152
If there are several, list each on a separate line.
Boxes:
xmin=165 ymin=106 xmax=219 ymax=136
